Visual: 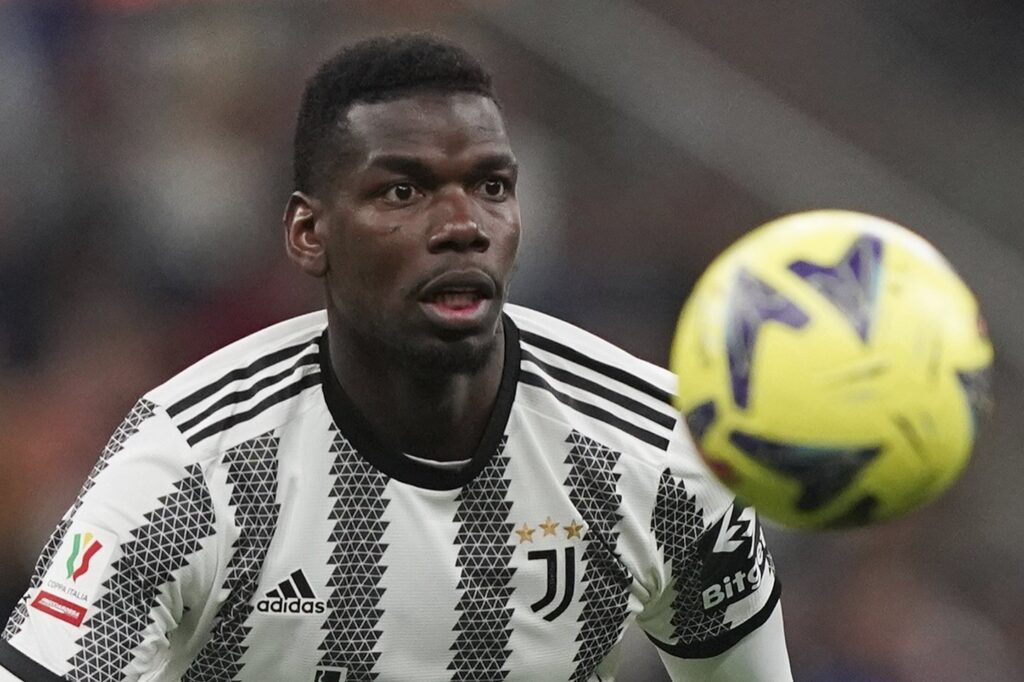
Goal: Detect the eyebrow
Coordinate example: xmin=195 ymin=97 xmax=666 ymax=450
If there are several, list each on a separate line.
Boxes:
xmin=365 ymin=153 xmax=518 ymax=186
xmin=470 ymin=153 xmax=518 ymax=176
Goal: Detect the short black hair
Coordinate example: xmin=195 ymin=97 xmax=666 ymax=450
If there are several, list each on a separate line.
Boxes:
xmin=293 ymin=34 xmax=497 ymax=197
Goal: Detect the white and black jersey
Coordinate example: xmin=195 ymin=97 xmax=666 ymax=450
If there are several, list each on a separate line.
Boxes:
xmin=1 ymin=305 xmax=781 ymax=681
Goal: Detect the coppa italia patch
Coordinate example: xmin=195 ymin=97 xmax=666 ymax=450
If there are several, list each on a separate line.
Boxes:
xmin=31 ymin=523 xmax=118 ymax=627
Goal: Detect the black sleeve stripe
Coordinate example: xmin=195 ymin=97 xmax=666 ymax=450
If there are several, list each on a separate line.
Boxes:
xmin=167 ymin=339 xmax=317 ymax=417
xmin=521 ymin=349 xmax=678 ymax=430
xmin=0 ymin=641 xmax=64 ymax=681
xmin=520 ymin=371 xmax=670 ymax=450
xmin=647 ymin=580 xmax=782 ymax=659
xmin=520 ymin=330 xmax=675 ymax=405
xmin=186 ymin=372 xmax=322 ymax=446
xmin=175 ymin=352 xmax=320 ymax=435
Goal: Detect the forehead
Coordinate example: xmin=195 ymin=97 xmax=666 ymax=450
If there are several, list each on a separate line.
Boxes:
xmin=344 ymin=93 xmax=511 ymax=162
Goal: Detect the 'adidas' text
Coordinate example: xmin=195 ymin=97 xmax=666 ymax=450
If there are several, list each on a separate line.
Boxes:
xmin=256 ymin=597 xmax=326 ymax=614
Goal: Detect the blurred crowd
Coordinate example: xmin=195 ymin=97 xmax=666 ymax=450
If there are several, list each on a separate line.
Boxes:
xmin=1 ymin=1 xmax=1022 ymax=680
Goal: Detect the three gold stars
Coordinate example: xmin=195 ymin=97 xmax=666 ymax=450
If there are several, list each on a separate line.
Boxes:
xmin=514 ymin=518 xmax=585 ymax=543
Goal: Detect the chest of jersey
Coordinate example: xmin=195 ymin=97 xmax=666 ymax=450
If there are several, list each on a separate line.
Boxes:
xmin=190 ymin=405 xmax=648 ymax=682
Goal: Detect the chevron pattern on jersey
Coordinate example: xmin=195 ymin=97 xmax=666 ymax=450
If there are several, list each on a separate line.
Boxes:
xmin=651 ymin=469 xmax=727 ymax=645
xmin=3 ymin=399 xmax=156 ymax=642
xmin=563 ymin=431 xmax=630 ymax=682
xmin=182 ymin=433 xmax=281 ymax=682
xmin=65 ymin=463 xmax=216 ymax=681
xmin=318 ymin=429 xmax=391 ymax=681
xmin=448 ymin=437 xmax=516 ymax=681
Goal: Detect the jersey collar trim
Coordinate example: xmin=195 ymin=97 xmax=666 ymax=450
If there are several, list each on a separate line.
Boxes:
xmin=318 ymin=314 xmax=520 ymax=490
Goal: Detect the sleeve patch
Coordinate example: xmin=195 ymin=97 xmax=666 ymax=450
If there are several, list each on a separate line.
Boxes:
xmin=696 ymin=503 xmax=771 ymax=615
xmin=649 ymin=470 xmax=780 ymax=656
xmin=30 ymin=524 xmax=119 ymax=628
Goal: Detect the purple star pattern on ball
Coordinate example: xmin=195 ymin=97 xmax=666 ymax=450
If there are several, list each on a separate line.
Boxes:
xmin=788 ymin=234 xmax=883 ymax=342
xmin=725 ymin=269 xmax=809 ymax=409
xmin=956 ymin=366 xmax=993 ymax=439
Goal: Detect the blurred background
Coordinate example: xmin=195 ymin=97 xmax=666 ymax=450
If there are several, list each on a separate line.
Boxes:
xmin=1 ymin=0 xmax=1022 ymax=679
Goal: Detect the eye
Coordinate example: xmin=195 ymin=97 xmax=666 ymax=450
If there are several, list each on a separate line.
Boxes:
xmin=478 ymin=178 xmax=510 ymax=200
xmin=382 ymin=183 xmax=421 ymax=204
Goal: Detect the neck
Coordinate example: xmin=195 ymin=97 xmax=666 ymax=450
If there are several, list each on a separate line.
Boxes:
xmin=326 ymin=316 xmax=506 ymax=463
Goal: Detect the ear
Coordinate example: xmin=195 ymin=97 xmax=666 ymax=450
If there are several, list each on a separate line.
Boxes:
xmin=284 ymin=191 xmax=327 ymax=277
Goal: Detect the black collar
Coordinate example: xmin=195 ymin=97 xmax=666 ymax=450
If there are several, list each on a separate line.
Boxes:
xmin=318 ymin=315 xmax=520 ymax=490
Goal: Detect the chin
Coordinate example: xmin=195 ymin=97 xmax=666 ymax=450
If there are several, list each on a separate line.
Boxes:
xmin=402 ymin=335 xmax=497 ymax=376
xmin=342 ymin=305 xmax=503 ymax=376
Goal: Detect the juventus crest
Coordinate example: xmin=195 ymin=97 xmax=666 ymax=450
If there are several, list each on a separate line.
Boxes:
xmin=516 ymin=517 xmax=585 ymax=622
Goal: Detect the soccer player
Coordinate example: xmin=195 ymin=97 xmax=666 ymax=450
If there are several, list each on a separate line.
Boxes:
xmin=0 ymin=35 xmax=792 ymax=681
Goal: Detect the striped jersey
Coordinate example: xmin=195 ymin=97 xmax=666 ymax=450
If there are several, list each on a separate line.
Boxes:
xmin=1 ymin=304 xmax=780 ymax=681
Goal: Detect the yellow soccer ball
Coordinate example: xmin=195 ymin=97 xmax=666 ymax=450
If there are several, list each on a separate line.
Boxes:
xmin=671 ymin=210 xmax=993 ymax=529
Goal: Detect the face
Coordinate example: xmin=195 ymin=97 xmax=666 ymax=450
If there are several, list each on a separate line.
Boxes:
xmin=286 ymin=92 xmax=521 ymax=373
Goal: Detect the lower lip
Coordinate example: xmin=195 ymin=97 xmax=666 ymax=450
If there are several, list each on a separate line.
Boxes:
xmin=419 ymin=298 xmax=491 ymax=329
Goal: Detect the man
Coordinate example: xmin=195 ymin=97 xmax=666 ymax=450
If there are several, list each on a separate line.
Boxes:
xmin=0 ymin=35 xmax=792 ymax=681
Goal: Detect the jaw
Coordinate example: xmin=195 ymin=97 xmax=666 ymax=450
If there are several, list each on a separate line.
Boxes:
xmin=404 ymin=332 xmax=501 ymax=377
xmin=406 ymin=301 xmax=505 ymax=374
xmin=329 ymin=294 xmax=505 ymax=378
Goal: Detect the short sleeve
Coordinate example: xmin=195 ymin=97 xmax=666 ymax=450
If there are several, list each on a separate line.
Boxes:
xmin=636 ymin=421 xmax=781 ymax=659
xmin=0 ymin=400 xmax=219 ymax=681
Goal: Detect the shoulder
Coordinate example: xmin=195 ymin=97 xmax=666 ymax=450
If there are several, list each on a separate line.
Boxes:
xmin=144 ymin=311 xmax=327 ymax=451
xmin=506 ymin=304 xmax=677 ymax=399
xmin=505 ymin=304 xmax=681 ymax=459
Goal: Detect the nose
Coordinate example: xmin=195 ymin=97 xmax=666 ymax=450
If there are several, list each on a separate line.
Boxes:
xmin=427 ymin=189 xmax=490 ymax=254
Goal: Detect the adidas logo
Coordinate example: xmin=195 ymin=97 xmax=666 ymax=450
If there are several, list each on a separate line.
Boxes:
xmin=256 ymin=569 xmax=326 ymax=615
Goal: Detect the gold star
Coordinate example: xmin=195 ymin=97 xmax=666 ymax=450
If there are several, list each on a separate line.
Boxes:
xmin=565 ymin=520 xmax=584 ymax=540
xmin=515 ymin=523 xmax=536 ymax=543
xmin=539 ymin=517 xmax=560 ymax=537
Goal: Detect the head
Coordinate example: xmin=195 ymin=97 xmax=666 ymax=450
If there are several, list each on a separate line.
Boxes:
xmin=285 ymin=34 xmax=521 ymax=375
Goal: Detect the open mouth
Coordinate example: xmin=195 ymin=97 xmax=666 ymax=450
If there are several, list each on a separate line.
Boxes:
xmin=417 ymin=271 xmax=497 ymax=326
xmin=423 ymin=289 xmax=485 ymax=311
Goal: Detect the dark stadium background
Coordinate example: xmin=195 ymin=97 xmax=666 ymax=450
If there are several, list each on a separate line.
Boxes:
xmin=2 ymin=1 xmax=1022 ymax=680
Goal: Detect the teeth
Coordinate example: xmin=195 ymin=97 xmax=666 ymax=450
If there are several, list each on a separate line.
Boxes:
xmin=436 ymin=291 xmax=479 ymax=305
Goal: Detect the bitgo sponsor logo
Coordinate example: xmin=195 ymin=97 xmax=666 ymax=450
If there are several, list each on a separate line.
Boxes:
xmin=698 ymin=503 xmax=772 ymax=611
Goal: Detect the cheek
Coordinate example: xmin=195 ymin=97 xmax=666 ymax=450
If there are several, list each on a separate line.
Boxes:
xmin=329 ymin=230 xmax=415 ymax=300
xmin=499 ymin=212 xmax=522 ymax=261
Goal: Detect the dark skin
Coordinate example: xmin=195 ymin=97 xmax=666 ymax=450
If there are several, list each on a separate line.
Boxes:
xmin=284 ymin=93 xmax=521 ymax=462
